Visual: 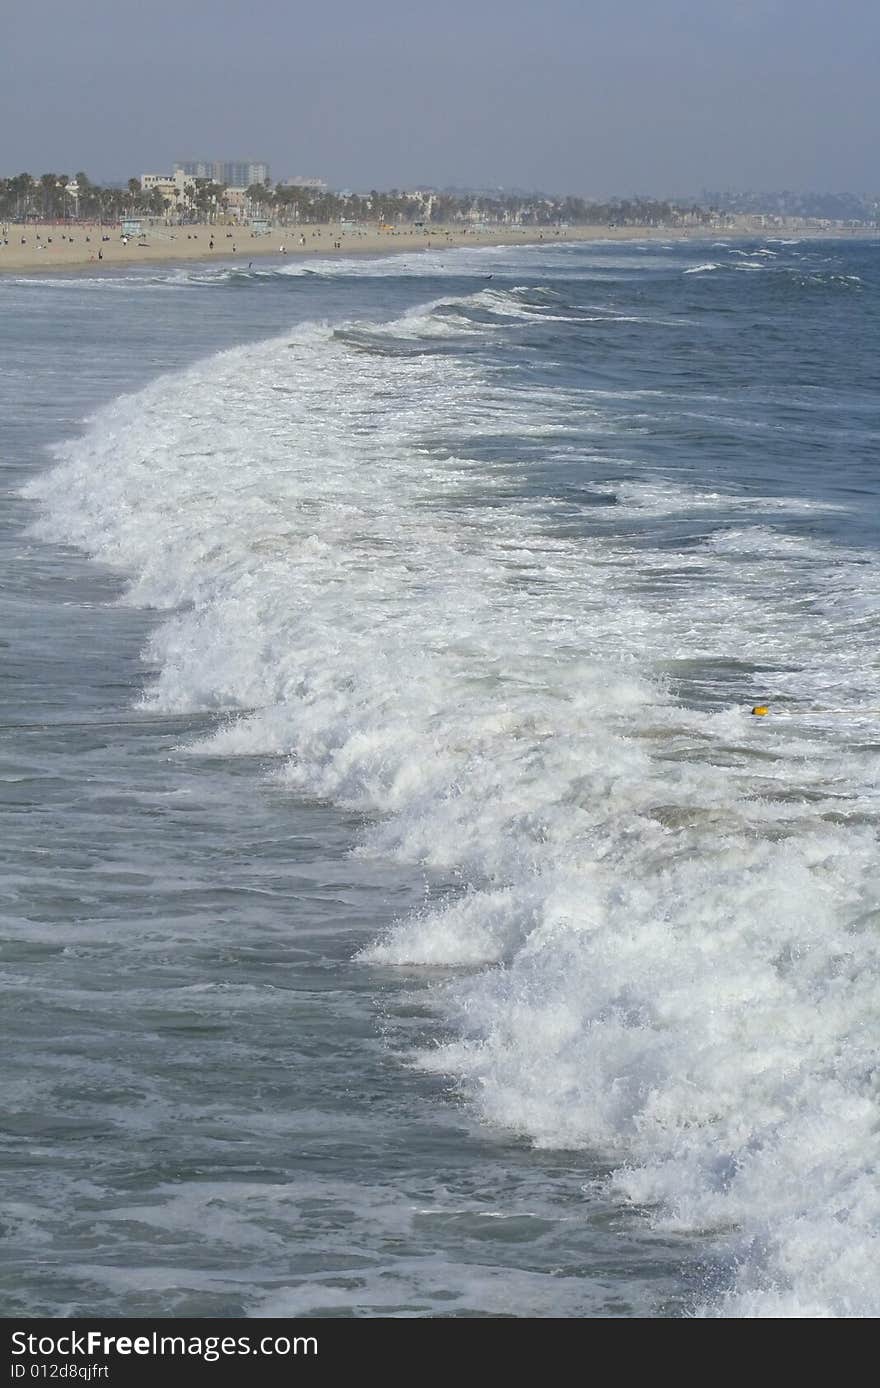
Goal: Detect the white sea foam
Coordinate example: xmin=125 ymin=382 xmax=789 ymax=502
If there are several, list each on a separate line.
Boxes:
xmin=25 ymin=288 xmax=880 ymax=1317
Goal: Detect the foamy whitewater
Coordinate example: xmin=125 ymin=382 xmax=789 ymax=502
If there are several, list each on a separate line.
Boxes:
xmin=3 ymin=237 xmax=879 ymax=1317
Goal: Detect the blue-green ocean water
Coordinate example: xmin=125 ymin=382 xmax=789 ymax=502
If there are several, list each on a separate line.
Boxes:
xmin=2 ymin=236 xmax=878 ymax=1317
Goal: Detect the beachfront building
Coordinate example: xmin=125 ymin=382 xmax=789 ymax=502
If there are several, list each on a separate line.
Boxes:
xmin=140 ymin=170 xmax=195 ymax=209
xmin=175 ymin=160 xmax=270 ymax=189
xmin=282 ymin=176 xmax=328 ymax=191
xmin=223 ymin=187 xmax=257 ymax=221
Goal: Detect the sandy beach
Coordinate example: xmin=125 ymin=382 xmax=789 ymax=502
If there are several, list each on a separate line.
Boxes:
xmin=0 ymin=217 xmax=840 ymax=275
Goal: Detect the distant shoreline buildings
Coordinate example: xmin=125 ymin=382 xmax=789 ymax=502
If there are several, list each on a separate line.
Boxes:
xmin=282 ymin=176 xmax=328 ymax=191
xmin=136 ymin=165 xmax=331 ymax=223
xmin=4 ymin=167 xmax=879 ymax=234
xmin=174 ymin=159 xmax=270 ymax=188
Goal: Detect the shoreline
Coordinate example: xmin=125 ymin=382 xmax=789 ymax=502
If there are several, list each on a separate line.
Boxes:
xmin=3 ymin=219 xmax=875 ymax=277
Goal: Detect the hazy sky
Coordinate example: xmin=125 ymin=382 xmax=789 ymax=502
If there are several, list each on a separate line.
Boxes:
xmin=2 ymin=0 xmax=878 ymax=193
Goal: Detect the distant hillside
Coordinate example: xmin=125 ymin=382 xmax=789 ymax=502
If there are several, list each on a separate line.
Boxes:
xmin=703 ymin=189 xmax=880 ymax=223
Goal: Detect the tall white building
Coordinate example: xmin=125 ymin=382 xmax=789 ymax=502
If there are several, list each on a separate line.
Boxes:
xmin=175 ymin=160 xmax=270 ymax=188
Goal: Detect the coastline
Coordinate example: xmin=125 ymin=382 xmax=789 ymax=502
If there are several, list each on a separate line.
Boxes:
xmin=2 ymin=218 xmax=872 ymax=277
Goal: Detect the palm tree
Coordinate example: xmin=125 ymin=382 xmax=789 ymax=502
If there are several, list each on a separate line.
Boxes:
xmin=74 ymin=172 xmax=98 ymax=220
xmin=39 ymin=172 xmax=58 ymax=219
xmin=10 ymin=173 xmax=34 ymax=220
xmin=56 ymin=175 xmax=70 ymax=221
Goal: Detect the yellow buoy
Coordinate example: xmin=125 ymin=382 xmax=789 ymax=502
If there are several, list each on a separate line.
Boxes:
xmin=751 ymin=705 xmax=770 ymax=717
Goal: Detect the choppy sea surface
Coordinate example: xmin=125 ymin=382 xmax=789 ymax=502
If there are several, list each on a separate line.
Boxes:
xmin=1 ymin=236 xmax=878 ymax=1318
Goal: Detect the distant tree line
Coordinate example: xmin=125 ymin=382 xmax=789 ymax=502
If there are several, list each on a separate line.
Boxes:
xmin=1 ymin=170 xmax=721 ymax=227
xmin=5 ymin=171 xmax=880 ymax=229
xmin=1 ymin=172 xmax=136 ymax=220
xmin=0 ymin=171 xmax=234 ymax=221
xmin=245 ymin=184 xmax=715 ymax=228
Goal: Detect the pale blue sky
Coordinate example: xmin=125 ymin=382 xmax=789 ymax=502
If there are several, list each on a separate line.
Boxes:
xmin=2 ymin=0 xmax=877 ymax=193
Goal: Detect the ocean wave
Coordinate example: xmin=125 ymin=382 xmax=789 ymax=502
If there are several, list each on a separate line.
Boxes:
xmin=25 ymin=292 xmax=880 ymax=1317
